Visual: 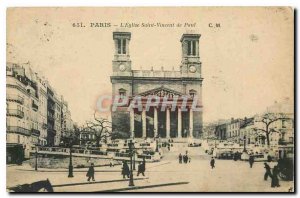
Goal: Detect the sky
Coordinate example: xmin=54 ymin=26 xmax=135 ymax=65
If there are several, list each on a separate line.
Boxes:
xmin=6 ymin=7 xmax=294 ymax=125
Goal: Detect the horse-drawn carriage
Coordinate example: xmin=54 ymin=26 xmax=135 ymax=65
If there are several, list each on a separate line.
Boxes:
xmin=277 ymin=158 xmax=294 ymax=181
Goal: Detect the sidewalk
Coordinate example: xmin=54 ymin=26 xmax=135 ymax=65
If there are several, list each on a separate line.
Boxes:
xmin=10 ymin=160 xmax=171 ymax=173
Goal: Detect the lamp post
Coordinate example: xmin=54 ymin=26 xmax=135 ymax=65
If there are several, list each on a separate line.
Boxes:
xmin=35 ymin=145 xmax=38 ymax=171
xmin=68 ymin=139 xmax=74 ymax=178
xmin=243 ymin=135 xmax=247 ymax=152
xmin=132 ymin=139 xmax=136 ymax=171
xmin=128 ymin=139 xmax=135 ymax=187
xmin=155 ymin=135 xmax=159 ymax=152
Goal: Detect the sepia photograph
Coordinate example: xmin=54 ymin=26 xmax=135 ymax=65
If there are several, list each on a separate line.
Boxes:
xmin=5 ymin=7 xmax=294 ymax=192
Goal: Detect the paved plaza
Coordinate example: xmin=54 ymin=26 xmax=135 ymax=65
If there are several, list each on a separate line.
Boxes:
xmin=7 ymin=147 xmax=294 ymax=192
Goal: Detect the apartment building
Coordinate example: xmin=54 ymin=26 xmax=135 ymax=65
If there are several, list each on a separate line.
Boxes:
xmin=6 ymin=62 xmax=74 ymax=163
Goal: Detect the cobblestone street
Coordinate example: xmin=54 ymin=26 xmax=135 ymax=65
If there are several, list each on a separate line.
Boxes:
xmin=7 ymin=147 xmax=294 ymax=192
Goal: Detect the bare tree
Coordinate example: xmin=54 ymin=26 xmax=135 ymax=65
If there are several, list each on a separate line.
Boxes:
xmin=253 ymin=113 xmax=290 ymax=147
xmin=85 ymin=112 xmax=112 ymax=147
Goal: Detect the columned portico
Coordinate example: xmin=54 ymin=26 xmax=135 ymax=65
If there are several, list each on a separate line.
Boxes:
xmin=129 ymin=105 xmax=195 ymax=139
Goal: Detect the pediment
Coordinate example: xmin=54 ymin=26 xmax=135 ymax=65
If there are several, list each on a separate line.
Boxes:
xmin=137 ymin=86 xmax=184 ymax=98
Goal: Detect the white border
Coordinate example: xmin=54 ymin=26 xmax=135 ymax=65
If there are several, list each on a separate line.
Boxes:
xmin=1 ymin=1 xmax=298 ymax=197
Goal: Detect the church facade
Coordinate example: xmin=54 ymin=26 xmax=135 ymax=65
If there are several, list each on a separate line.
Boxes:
xmin=110 ymin=31 xmax=203 ymax=139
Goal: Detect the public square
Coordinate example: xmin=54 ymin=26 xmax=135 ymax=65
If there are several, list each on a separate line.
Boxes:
xmin=7 ymin=147 xmax=294 ymax=192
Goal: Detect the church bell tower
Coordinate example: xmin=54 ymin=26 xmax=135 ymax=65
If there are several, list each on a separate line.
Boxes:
xmin=180 ymin=33 xmax=201 ymax=77
xmin=112 ymin=31 xmax=132 ymax=76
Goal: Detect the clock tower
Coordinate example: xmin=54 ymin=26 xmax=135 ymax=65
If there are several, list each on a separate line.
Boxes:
xmin=112 ymin=31 xmax=132 ymax=76
xmin=180 ymin=33 xmax=201 ymax=77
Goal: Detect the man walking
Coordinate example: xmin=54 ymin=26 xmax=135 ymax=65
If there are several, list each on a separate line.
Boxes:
xmin=122 ymin=161 xmax=130 ymax=179
xmin=179 ymin=153 xmax=182 ymax=164
xmin=137 ymin=161 xmax=146 ymax=177
xmin=264 ymin=162 xmax=272 ymax=181
xmin=86 ymin=163 xmax=95 ymax=182
xmin=210 ymin=157 xmax=215 ymax=169
xmin=249 ymin=155 xmax=254 ymax=168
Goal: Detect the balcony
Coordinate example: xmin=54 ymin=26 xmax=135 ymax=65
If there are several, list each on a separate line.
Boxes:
xmin=6 ymin=109 xmax=24 ymax=119
xmin=31 ymin=129 xmax=40 ymax=137
xmin=6 ymin=95 xmax=24 ymax=104
xmin=7 ymin=126 xmax=31 ymax=136
xmin=32 ymin=101 xmax=38 ymax=111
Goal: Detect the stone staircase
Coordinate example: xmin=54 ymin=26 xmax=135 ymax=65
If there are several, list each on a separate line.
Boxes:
xmin=161 ymin=143 xmax=211 ymax=161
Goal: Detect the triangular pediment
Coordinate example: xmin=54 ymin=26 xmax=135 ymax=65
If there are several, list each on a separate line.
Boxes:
xmin=137 ymin=86 xmax=184 ymax=97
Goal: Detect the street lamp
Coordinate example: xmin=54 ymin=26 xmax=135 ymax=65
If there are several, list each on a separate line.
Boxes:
xmin=132 ymin=139 xmax=136 ymax=171
xmin=128 ymin=139 xmax=135 ymax=187
xmin=35 ymin=144 xmax=38 ymax=171
xmin=243 ymin=135 xmax=247 ymax=152
xmin=68 ymin=139 xmax=74 ymax=178
xmin=155 ymin=135 xmax=160 ymax=152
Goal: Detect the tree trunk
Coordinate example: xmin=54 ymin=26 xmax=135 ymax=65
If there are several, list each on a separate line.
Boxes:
xmin=266 ymin=125 xmax=270 ymax=147
xmin=95 ymin=137 xmax=100 ymax=147
xmin=266 ymin=134 xmax=270 ymax=147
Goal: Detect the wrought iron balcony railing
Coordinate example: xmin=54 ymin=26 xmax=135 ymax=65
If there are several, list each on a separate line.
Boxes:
xmin=7 ymin=126 xmax=31 ymax=136
xmin=6 ymin=95 xmax=24 ymax=104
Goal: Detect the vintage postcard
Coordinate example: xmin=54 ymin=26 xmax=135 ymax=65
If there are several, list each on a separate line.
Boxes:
xmin=6 ymin=7 xmax=294 ymax=192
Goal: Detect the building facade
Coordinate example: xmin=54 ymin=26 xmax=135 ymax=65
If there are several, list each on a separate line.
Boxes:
xmin=215 ymin=98 xmax=294 ymax=148
xmin=6 ymin=62 xmax=74 ymax=162
xmin=61 ymin=96 xmax=74 ymax=139
xmin=110 ymin=31 xmax=203 ymax=139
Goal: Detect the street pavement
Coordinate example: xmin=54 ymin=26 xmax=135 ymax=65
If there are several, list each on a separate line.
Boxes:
xmin=6 ymin=146 xmax=294 ymax=192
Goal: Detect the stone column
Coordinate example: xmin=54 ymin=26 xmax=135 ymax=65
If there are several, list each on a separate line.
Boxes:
xmin=166 ymin=107 xmax=170 ymax=138
xmin=142 ymin=108 xmax=147 ymax=138
xmin=130 ymin=108 xmax=135 ymax=138
xmin=154 ymin=107 xmax=158 ymax=137
xmin=189 ymin=108 xmax=193 ymax=138
xmin=177 ymin=108 xmax=182 ymax=138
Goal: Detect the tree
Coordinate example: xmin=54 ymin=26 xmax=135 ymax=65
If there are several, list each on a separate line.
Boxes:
xmin=85 ymin=112 xmax=112 ymax=147
xmin=253 ymin=113 xmax=290 ymax=147
xmin=60 ymin=125 xmax=82 ymax=147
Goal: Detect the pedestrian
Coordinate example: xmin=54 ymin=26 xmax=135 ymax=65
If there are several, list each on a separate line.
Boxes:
xmin=183 ymin=155 xmax=188 ymax=163
xmin=86 ymin=163 xmax=95 ymax=182
xmin=271 ymin=165 xmax=280 ymax=188
xmin=137 ymin=161 xmax=146 ymax=177
xmin=210 ymin=157 xmax=215 ymax=169
xmin=121 ymin=161 xmax=130 ymax=179
xmin=109 ymin=157 xmax=114 ymax=167
xmin=189 ymin=157 xmax=191 ymax=163
xmin=264 ymin=162 xmax=272 ymax=181
xmin=249 ymin=155 xmax=254 ymax=168
xmin=179 ymin=153 xmax=182 ymax=164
